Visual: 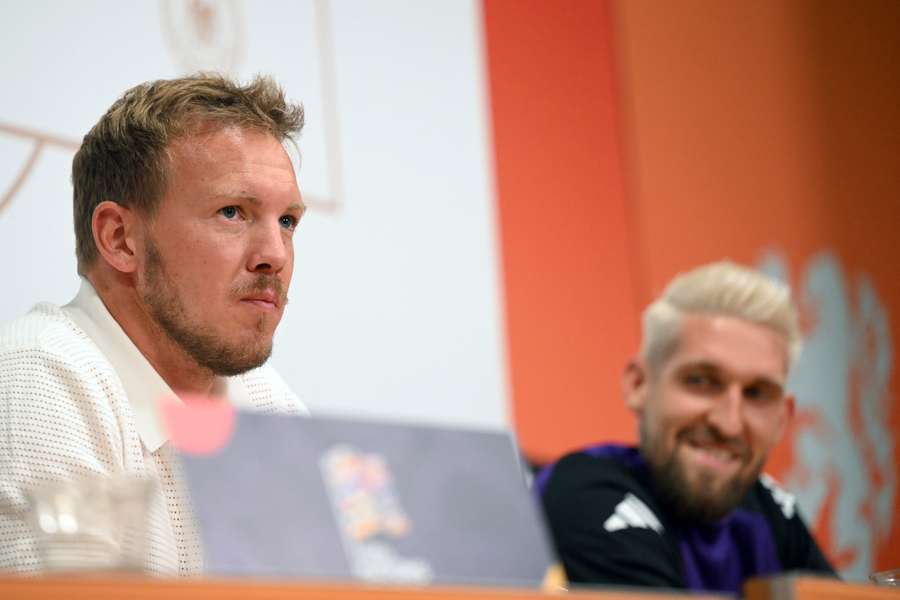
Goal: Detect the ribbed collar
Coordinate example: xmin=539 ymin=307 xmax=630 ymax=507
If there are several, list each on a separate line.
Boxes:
xmin=61 ymin=277 xmax=254 ymax=452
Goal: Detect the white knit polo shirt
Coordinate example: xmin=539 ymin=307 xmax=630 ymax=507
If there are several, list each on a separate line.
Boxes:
xmin=0 ymin=279 xmax=307 ymax=575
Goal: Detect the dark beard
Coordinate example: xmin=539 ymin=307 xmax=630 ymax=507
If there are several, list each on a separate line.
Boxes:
xmin=142 ymin=239 xmax=275 ymax=376
xmin=640 ymin=421 xmax=759 ymax=523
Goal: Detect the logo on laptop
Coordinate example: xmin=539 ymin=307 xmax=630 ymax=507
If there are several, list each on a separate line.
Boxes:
xmin=320 ymin=444 xmax=433 ymax=583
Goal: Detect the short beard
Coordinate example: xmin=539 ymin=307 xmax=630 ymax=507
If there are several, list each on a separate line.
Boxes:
xmin=142 ymin=239 xmax=275 ymax=376
xmin=639 ymin=420 xmax=761 ymax=523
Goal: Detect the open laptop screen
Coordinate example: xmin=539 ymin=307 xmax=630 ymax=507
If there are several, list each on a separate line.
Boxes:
xmin=169 ymin=410 xmax=558 ymax=587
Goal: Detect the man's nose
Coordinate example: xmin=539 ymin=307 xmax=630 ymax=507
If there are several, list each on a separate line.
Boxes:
xmin=707 ymin=384 xmax=744 ymax=438
xmin=247 ymin=222 xmax=289 ymax=274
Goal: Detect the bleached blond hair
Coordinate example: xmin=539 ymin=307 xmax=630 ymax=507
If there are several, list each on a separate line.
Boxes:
xmin=640 ymin=261 xmax=801 ymax=374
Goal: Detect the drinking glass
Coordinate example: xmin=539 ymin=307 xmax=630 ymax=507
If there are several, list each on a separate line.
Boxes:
xmin=26 ymin=474 xmax=156 ymax=573
xmin=869 ymin=568 xmax=900 ymax=586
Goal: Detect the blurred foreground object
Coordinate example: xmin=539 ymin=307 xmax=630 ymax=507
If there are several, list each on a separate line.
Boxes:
xmin=26 ymin=474 xmax=155 ymax=573
xmin=869 ymin=568 xmax=900 ymax=586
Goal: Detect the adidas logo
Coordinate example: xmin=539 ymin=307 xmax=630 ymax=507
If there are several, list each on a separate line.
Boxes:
xmin=603 ymin=493 xmax=664 ymax=534
xmin=759 ymin=473 xmax=796 ymax=519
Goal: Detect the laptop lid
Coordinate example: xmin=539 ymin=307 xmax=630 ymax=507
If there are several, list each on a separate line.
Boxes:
xmin=163 ymin=405 xmax=559 ymax=588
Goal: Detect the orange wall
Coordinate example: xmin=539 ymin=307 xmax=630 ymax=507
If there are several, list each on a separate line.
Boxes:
xmin=483 ymin=0 xmax=640 ymax=465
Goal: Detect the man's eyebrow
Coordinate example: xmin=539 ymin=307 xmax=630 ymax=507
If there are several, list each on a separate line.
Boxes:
xmin=676 ymin=361 xmax=720 ymax=372
xmin=677 ymin=361 xmax=785 ymax=387
xmin=211 ymin=191 xmax=257 ymax=202
xmin=747 ymin=376 xmax=784 ymax=391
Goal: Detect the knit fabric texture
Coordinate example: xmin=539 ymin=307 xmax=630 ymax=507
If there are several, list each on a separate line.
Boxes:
xmin=0 ymin=302 xmax=305 ymax=575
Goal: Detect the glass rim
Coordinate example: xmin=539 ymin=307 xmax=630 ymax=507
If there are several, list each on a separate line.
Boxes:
xmin=869 ymin=568 xmax=900 ymax=583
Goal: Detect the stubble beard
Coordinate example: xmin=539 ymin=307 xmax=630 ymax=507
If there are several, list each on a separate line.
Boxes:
xmin=141 ymin=239 xmax=277 ymax=376
xmin=639 ymin=419 xmax=764 ymax=523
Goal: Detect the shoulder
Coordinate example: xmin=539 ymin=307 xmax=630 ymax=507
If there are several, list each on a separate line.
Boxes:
xmin=0 ymin=303 xmax=121 ymax=396
xmin=741 ymin=473 xmax=803 ymax=529
xmin=541 ymin=445 xmax=653 ymax=503
xmin=539 ymin=445 xmax=682 ymax=587
xmin=233 ymin=362 xmax=309 ymax=416
xmin=756 ymin=473 xmax=799 ymax=519
xmin=0 ymin=303 xmax=128 ymax=455
xmin=541 ymin=445 xmax=663 ymax=532
xmin=743 ymin=474 xmax=837 ymax=575
xmin=0 ymin=304 xmax=134 ymax=508
xmin=1 ymin=303 xmax=84 ymax=353
xmin=0 ymin=305 xmax=131 ymax=572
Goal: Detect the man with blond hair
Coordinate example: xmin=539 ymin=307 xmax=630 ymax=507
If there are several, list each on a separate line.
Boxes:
xmin=0 ymin=74 xmax=307 ymax=574
xmin=539 ymin=261 xmax=835 ymax=593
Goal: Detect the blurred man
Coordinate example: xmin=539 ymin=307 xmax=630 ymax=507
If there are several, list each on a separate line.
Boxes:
xmin=539 ymin=261 xmax=835 ymax=594
xmin=0 ymin=74 xmax=307 ymax=574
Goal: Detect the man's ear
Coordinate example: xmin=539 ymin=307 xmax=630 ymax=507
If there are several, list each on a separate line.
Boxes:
xmin=92 ymin=200 xmax=140 ymax=274
xmin=773 ymin=393 xmax=796 ymax=443
xmin=623 ymin=358 xmax=650 ymax=414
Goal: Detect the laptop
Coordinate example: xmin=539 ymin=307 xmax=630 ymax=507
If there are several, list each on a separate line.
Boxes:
xmin=163 ymin=406 xmax=560 ymax=588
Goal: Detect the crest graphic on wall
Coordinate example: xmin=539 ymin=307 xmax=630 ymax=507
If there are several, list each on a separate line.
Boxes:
xmin=760 ymin=250 xmax=896 ymax=581
xmin=160 ymin=0 xmax=243 ymax=74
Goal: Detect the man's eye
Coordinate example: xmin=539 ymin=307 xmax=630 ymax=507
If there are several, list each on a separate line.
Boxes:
xmin=744 ymin=383 xmax=781 ymax=402
xmin=684 ymin=373 xmax=718 ymax=390
xmin=219 ymin=206 xmax=239 ymax=219
xmin=684 ymin=373 xmax=706 ymax=385
xmin=279 ymin=215 xmax=298 ymax=230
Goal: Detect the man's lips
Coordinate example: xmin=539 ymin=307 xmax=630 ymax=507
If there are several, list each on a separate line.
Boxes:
xmin=683 ymin=441 xmax=741 ymax=471
xmin=233 ymin=276 xmax=288 ymax=312
xmin=678 ymin=428 xmax=748 ymax=473
xmin=240 ymin=291 xmax=279 ymax=311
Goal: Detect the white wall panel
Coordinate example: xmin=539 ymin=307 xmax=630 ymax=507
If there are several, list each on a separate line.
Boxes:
xmin=0 ymin=0 xmax=508 ymax=430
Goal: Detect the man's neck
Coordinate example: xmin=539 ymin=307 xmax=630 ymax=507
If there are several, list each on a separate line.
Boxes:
xmin=89 ymin=273 xmax=219 ymax=398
